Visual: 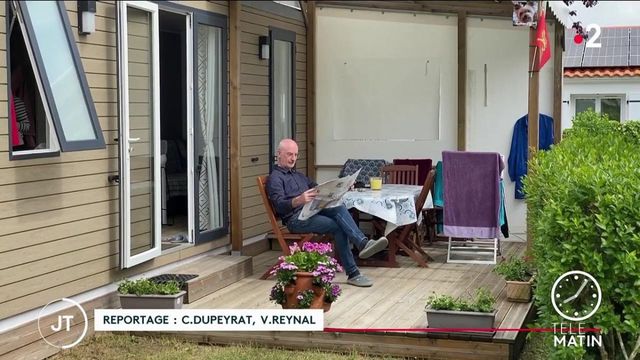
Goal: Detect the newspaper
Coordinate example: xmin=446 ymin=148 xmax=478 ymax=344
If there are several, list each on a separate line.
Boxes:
xmin=298 ymin=169 xmax=361 ymax=221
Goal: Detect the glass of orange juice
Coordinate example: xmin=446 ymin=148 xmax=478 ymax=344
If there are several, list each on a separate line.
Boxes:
xmin=370 ymin=177 xmax=382 ymax=190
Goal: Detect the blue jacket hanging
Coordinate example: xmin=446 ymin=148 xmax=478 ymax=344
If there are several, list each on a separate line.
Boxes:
xmin=507 ymin=114 xmax=554 ymax=199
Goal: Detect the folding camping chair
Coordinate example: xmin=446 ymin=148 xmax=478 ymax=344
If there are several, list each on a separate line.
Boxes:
xmin=379 ymin=169 xmax=436 ymax=268
xmin=380 ymin=164 xmax=419 ymax=185
xmin=257 ymin=175 xmax=323 ymax=279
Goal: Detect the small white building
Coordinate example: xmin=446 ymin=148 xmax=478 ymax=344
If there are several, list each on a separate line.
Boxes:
xmin=562 ymin=26 xmax=640 ymax=129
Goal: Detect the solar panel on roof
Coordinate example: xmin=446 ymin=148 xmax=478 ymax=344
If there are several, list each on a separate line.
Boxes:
xmin=563 ymin=30 xmax=585 ymax=67
xmin=630 ymin=28 xmax=640 ymax=46
xmin=630 ymin=45 xmax=640 ymax=66
xmin=581 ymin=27 xmax=629 ymax=67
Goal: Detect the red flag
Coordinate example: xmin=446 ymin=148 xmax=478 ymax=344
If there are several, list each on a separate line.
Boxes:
xmin=534 ymin=8 xmax=551 ymax=71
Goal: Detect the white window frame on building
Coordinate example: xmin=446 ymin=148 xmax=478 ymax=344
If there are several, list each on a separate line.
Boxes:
xmin=571 ymin=94 xmax=627 ymax=122
xmin=7 ymin=1 xmax=105 ymax=160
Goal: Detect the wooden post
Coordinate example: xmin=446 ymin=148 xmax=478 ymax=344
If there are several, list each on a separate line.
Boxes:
xmin=526 ymin=20 xmax=540 ymax=258
xmin=229 ymin=1 xmax=243 ymax=254
xmin=528 ymin=28 xmax=540 ymax=154
xmin=457 ymin=11 xmax=467 ymax=151
xmin=553 ymin=18 xmax=563 ymax=144
xmin=306 ymin=1 xmax=317 ymax=179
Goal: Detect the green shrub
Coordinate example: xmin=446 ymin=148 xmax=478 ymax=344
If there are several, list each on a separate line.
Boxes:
xmin=525 ymin=110 xmax=640 ymax=359
xmin=117 ymin=278 xmax=182 ymax=296
xmin=493 ymin=257 xmax=533 ymax=282
xmin=426 ymin=288 xmax=495 ymax=313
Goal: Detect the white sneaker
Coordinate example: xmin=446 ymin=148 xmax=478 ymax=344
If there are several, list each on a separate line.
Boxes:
xmin=359 ymin=237 xmax=388 ymax=259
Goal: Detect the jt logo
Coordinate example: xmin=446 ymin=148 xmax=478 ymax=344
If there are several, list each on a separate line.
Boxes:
xmin=38 ymin=298 xmax=88 ymax=349
xmin=51 ymin=315 xmax=75 ymax=332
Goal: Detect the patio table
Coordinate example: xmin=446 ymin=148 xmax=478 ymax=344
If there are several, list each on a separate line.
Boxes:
xmin=341 ymin=184 xmax=433 ymax=236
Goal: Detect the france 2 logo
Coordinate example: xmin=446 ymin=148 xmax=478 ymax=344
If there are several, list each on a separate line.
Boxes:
xmin=574 ymin=24 xmax=602 ymax=48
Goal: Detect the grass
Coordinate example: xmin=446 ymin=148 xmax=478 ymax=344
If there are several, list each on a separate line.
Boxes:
xmin=520 ymin=332 xmax=553 ymax=360
xmin=51 ymin=330 xmax=552 ymax=359
xmin=51 ymin=334 xmax=402 ymax=360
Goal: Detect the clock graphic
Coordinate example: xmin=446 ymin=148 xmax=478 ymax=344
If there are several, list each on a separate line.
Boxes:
xmin=551 ymin=270 xmax=602 ymax=322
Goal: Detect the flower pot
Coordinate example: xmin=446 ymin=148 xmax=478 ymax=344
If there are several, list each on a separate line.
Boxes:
xmin=119 ymin=291 xmax=186 ymax=309
xmin=281 ymin=272 xmax=325 ymax=309
xmin=506 ymin=277 xmax=533 ymax=303
xmin=425 ymin=307 xmax=496 ymax=337
xmin=323 ymin=302 xmax=332 ymax=312
xmin=293 ymin=271 xmax=315 ymax=289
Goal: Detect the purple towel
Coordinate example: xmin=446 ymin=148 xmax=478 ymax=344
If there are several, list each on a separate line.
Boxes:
xmin=442 ymin=151 xmax=501 ymax=238
xmin=393 ymin=158 xmax=433 ymax=185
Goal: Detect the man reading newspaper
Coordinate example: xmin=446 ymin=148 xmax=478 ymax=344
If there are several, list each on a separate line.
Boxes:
xmin=266 ymin=139 xmax=388 ymax=287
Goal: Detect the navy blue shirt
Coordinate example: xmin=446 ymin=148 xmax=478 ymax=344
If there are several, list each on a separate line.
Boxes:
xmin=266 ymin=165 xmax=318 ymax=224
xmin=507 ymin=114 xmax=554 ymax=199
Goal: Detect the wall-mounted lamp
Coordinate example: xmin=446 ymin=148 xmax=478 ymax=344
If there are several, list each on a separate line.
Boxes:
xmin=259 ymin=36 xmax=270 ymax=60
xmin=78 ymin=1 xmax=96 ymax=35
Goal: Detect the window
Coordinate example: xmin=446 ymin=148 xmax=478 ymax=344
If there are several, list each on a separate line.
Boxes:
xmin=269 ymin=27 xmax=296 ymax=168
xmin=7 ymin=1 xmax=104 ymax=158
xmin=573 ymin=95 xmax=624 ymax=121
xmin=273 ymin=1 xmax=302 ymax=10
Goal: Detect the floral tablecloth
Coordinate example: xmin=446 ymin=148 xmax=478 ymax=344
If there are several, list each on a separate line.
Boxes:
xmin=341 ymin=184 xmax=433 ymax=235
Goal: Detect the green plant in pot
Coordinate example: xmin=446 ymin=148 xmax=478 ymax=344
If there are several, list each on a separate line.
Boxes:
xmin=493 ymin=257 xmax=534 ymax=303
xmin=117 ymin=278 xmax=186 ymax=309
xmin=425 ymin=288 xmax=496 ymax=337
xmin=269 ymin=242 xmax=342 ymax=311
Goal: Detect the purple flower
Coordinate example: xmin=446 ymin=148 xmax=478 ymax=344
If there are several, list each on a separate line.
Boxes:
xmin=289 ymin=243 xmax=301 ymax=254
xmin=302 ymin=242 xmax=333 ymax=255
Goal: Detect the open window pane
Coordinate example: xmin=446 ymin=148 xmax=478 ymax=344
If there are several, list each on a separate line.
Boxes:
xmin=8 ymin=5 xmax=58 ymax=155
xmin=601 ymin=98 xmax=621 ymax=121
xmin=17 ymin=1 xmax=104 ymax=151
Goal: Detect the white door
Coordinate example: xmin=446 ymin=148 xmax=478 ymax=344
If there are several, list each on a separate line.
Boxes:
xmin=117 ymin=1 xmax=161 ymax=268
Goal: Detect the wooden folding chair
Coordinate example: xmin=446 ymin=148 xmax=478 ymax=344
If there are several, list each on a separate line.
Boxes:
xmin=380 ymin=164 xmax=419 ymax=185
xmin=385 ymin=169 xmax=436 ymax=268
xmin=257 ymin=175 xmax=317 ymax=280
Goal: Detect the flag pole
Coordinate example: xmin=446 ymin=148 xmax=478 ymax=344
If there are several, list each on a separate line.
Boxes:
xmin=530 ymin=46 xmax=538 ymax=77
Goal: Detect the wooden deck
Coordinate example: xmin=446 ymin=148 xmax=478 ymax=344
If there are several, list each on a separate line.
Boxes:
xmin=160 ymin=238 xmax=534 ymax=359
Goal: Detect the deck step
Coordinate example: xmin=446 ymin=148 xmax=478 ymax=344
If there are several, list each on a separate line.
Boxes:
xmin=167 ymin=254 xmax=253 ymax=304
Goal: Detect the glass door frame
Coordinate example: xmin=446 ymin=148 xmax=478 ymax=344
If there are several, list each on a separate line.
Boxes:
xmin=192 ymin=11 xmax=228 ymax=243
xmin=157 ymin=2 xmax=196 ymax=247
xmin=117 ymin=0 xmax=161 ymax=268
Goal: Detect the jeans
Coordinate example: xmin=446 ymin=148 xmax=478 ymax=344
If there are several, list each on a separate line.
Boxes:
xmin=287 ymin=205 xmax=367 ymax=277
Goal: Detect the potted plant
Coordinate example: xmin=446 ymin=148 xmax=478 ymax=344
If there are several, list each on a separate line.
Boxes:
xmin=425 ymin=288 xmax=496 ymax=337
xmin=269 ymin=242 xmax=343 ymax=311
xmin=493 ymin=257 xmax=534 ymax=302
xmin=117 ymin=278 xmax=186 ymax=309
xmin=322 ymin=283 xmax=343 ymax=312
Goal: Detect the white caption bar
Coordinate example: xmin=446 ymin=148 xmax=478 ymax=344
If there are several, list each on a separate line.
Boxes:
xmin=94 ymin=309 xmax=324 ymax=331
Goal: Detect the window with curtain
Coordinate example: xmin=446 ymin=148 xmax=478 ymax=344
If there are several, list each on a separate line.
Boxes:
xmin=270 ymin=28 xmax=295 ymax=167
xmin=196 ymin=22 xmax=225 ymax=236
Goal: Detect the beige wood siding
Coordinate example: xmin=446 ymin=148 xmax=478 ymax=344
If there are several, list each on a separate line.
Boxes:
xmin=0 ymin=1 xmax=233 ymax=321
xmin=239 ymin=4 xmax=307 ymax=240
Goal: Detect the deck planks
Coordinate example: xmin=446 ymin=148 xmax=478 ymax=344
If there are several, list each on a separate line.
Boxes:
xmin=172 ymin=240 xmax=533 ymax=359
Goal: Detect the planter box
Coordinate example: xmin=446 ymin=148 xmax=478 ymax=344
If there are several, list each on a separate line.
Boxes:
xmin=119 ymin=291 xmax=186 ymax=309
xmin=425 ymin=308 xmax=496 ymax=337
xmin=506 ymin=278 xmax=533 ymax=303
